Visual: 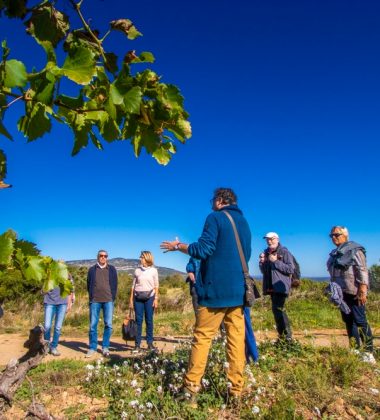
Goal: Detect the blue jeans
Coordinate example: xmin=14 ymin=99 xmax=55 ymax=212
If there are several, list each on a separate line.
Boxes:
xmin=134 ymin=295 xmax=155 ymax=346
xmin=44 ymin=304 xmax=67 ymax=349
xmin=341 ymin=293 xmax=373 ymax=352
xmin=89 ymin=301 xmax=114 ymax=351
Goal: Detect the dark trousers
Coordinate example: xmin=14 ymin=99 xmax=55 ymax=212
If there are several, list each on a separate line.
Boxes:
xmin=134 ymin=295 xmax=155 ymax=346
xmin=341 ymin=293 xmax=373 ymax=352
xmin=271 ymin=293 xmax=292 ymax=340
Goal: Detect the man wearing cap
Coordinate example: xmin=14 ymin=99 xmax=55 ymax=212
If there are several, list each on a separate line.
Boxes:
xmin=259 ymin=232 xmax=295 ymax=342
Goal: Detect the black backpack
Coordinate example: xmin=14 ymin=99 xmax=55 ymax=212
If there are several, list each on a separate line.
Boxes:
xmin=291 ymin=255 xmax=301 ymax=288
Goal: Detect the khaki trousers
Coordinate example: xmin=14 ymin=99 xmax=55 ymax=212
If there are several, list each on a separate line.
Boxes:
xmin=183 ymin=305 xmax=245 ymax=395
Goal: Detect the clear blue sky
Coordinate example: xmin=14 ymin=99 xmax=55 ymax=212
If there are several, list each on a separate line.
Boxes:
xmin=1 ymin=0 xmax=379 ymax=276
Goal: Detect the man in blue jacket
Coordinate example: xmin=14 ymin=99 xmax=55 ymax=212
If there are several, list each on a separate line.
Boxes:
xmin=86 ymin=250 xmax=118 ymax=358
xmin=161 ymin=188 xmax=251 ymax=404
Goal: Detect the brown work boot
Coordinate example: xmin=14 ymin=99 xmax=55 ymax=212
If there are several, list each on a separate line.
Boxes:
xmin=175 ymin=386 xmax=198 ymax=408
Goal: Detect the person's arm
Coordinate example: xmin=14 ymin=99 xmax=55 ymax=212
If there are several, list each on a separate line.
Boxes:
xmin=153 ymin=268 xmax=159 ymax=308
xmin=130 ymin=275 xmax=136 ymax=308
xmin=270 ymin=249 xmax=294 ymax=275
xmin=353 ymin=250 xmax=369 ymax=305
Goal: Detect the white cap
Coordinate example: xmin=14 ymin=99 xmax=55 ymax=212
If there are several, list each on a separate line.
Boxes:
xmin=263 ymin=232 xmax=279 ymax=239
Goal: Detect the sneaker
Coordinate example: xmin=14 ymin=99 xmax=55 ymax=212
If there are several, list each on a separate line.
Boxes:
xmin=132 ymin=345 xmax=141 ymax=353
xmin=147 ymin=343 xmax=158 ymax=351
xmin=50 ymin=347 xmax=61 ymax=356
xmin=362 ymin=352 xmax=376 ymax=364
xmin=175 ymin=386 xmax=198 ymax=408
xmin=102 ymin=348 xmax=110 ymax=358
xmin=85 ymin=349 xmax=96 ymax=358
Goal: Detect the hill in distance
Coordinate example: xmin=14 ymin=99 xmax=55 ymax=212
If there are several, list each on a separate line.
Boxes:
xmin=67 ymin=257 xmax=185 ymax=278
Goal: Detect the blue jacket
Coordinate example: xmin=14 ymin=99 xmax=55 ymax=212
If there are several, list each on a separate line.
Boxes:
xmin=188 ymin=205 xmax=251 ymax=308
xmin=260 ymin=244 xmax=294 ymax=295
xmin=87 ymin=264 xmax=118 ymax=302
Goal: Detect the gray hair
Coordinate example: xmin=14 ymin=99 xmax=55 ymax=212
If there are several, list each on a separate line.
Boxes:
xmin=330 ymin=226 xmax=349 ymax=238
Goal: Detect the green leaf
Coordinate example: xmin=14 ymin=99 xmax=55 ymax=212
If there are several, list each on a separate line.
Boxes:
xmin=23 ymin=256 xmax=46 ymax=283
xmin=0 ymin=120 xmax=12 ymax=141
xmin=130 ymin=52 xmax=155 ymax=64
xmin=110 ymin=19 xmax=142 ymax=40
xmin=25 ymin=3 xmax=69 ymax=47
xmin=18 ymin=103 xmax=52 ymax=141
xmin=59 ymin=278 xmax=73 ymax=298
xmin=167 ymin=119 xmax=192 ymax=142
xmin=1 ymin=40 xmax=10 ymax=61
xmin=152 ymin=146 xmax=172 ymax=165
xmin=90 ymin=132 xmax=103 ymax=150
xmin=62 ymin=47 xmax=96 ymax=85
xmin=0 ymin=231 xmax=15 ymax=266
xmin=104 ymin=52 xmax=118 ymax=74
xmin=31 ymin=71 xmax=56 ymax=105
xmin=4 ymin=59 xmax=27 ymax=88
xmin=110 ymin=83 xmax=124 ymax=105
xmin=124 ymin=86 xmax=142 ymax=114
xmin=131 ymin=132 xmax=142 ymax=157
xmin=43 ymin=260 xmax=69 ymax=294
xmin=98 ymin=115 xmax=120 ymax=142
xmin=71 ymin=118 xmax=90 ymax=156
xmin=164 ymin=84 xmax=184 ymax=109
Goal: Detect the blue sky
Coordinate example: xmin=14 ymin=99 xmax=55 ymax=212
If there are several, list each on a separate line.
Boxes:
xmin=1 ymin=0 xmax=379 ymax=276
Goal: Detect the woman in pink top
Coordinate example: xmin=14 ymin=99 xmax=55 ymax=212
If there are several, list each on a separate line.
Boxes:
xmin=129 ymin=251 xmax=159 ymax=351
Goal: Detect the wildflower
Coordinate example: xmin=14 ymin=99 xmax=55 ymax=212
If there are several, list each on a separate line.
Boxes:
xmin=121 ymin=411 xmax=128 ymax=419
xmin=86 ymin=364 xmax=94 ymax=370
xmin=131 ymin=379 xmax=138 ymax=388
xmin=146 ymin=402 xmax=153 ymax=409
xmin=202 ymin=378 xmax=210 ymax=387
xmin=157 ymin=385 xmax=163 ymax=393
xmin=159 ymin=369 xmax=166 ymax=375
xmin=135 ymin=388 xmax=142 ymax=397
xmin=129 ymin=400 xmax=139 ymax=408
xmin=134 ymin=363 xmax=140 ymax=369
xmin=252 ymin=406 xmax=260 ymax=414
xmin=257 ymin=387 xmax=263 ymax=395
xmin=314 ymin=407 xmax=321 ymax=416
xmin=139 ymin=404 xmax=145 ymax=411
xmin=369 ymin=388 xmax=379 ymax=395
xmin=227 ymin=382 xmax=232 ymax=388
xmin=223 ymin=362 xmax=230 ymax=368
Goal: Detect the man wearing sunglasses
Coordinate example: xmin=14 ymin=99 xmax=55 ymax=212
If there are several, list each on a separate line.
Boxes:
xmin=327 ymin=226 xmax=374 ymax=362
xmin=86 ymin=250 xmax=118 ymax=358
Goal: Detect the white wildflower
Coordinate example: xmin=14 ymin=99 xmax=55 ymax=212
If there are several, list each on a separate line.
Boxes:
xmin=369 ymin=388 xmax=379 ymax=395
xmin=131 ymin=379 xmax=138 ymax=388
xmin=202 ymin=378 xmax=210 ymax=387
xmin=135 ymin=388 xmax=142 ymax=397
xmin=159 ymin=369 xmax=166 ymax=375
xmin=223 ymin=362 xmax=230 ymax=368
xmin=129 ymin=400 xmax=139 ymax=408
xmin=86 ymin=364 xmax=94 ymax=370
xmin=252 ymin=405 xmax=260 ymax=414
xmin=146 ymin=402 xmax=153 ymax=409
xmin=227 ymin=382 xmax=232 ymax=388
xmin=157 ymin=385 xmax=163 ymax=393
xmin=314 ymin=407 xmax=321 ymax=416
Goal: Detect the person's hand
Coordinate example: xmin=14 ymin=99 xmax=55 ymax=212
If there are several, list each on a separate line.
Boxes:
xmin=268 ymin=253 xmax=277 ymax=262
xmin=357 ymin=284 xmax=367 ymax=305
xmin=160 ymin=237 xmax=180 ymax=253
xmin=153 ymin=297 xmax=158 ymax=309
xmin=188 ymin=272 xmax=196 ymax=283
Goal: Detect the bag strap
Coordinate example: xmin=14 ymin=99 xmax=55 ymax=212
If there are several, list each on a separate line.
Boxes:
xmin=222 ymin=210 xmax=249 ymax=275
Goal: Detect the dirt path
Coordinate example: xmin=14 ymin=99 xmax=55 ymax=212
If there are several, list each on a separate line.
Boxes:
xmin=1 ymin=329 xmax=378 ymax=367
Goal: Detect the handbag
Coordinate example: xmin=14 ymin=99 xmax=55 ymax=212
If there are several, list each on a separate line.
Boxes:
xmin=134 ymin=290 xmax=153 ymax=302
xmin=122 ymin=309 xmax=137 ymax=340
xmin=223 ymin=211 xmax=261 ymax=307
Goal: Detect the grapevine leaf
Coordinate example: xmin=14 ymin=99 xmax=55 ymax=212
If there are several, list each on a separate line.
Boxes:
xmin=90 ymin=132 xmax=103 ymax=150
xmin=0 ymin=148 xmax=7 ymax=179
xmin=64 ymin=30 xmax=101 ymax=57
xmin=1 ymin=40 xmax=10 ymax=60
xmin=98 ymin=115 xmax=120 ymax=141
xmin=110 ymin=19 xmax=142 ymax=40
xmin=131 ymin=132 xmax=142 ymax=157
xmin=0 ymin=120 xmax=12 ymax=140
xmin=110 ymin=83 xmax=124 ymax=105
xmin=0 ymin=231 xmax=14 ymax=266
xmin=167 ymin=119 xmax=192 ymax=142
xmin=43 ymin=260 xmax=70 ymax=295
xmin=3 ymin=0 xmax=27 ymax=18
xmin=4 ymin=59 xmax=27 ymax=88
xmin=25 ymin=3 xmax=69 ymax=47
xmin=62 ymin=47 xmax=96 ymax=85
xmin=59 ymin=278 xmax=73 ymax=298
xmin=131 ymin=51 xmax=155 ymax=64
xmin=152 ymin=146 xmax=171 ymax=165
xmin=71 ymin=119 xmax=90 ymax=156
xmin=124 ymin=86 xmax=142 ymax=114
xmin=104 ymin=52 xmax=118 ymax=73
xmin=164 ymin=84 xmax=184 ymax=109
xmin=18 ymin=103 xmax=52 ymax=141
xmin=31 ymin=71 xmax=56 ymax=105
xmin=23 ymin=256 xmax=46 ymax=283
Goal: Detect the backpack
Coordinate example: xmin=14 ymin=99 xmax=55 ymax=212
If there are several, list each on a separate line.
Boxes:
xmin=291 ymin=255 xmax=301 ymax=288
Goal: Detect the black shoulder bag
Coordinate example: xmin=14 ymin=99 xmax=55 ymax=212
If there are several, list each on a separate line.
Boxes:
xmin=223 ymin=211 xmax=261 ymax=307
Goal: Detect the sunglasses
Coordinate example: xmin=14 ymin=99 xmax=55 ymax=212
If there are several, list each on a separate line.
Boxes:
xmin=329 ymin=233 xmax=342 ymax=238
xmin=99 ymin=254 xmax=108 ymax=258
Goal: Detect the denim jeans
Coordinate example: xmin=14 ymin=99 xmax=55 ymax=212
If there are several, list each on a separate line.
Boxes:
xmin=271 ymin=293 xmax=292 ymax=340
xmin=134 ymin=295 xmax=155 ymax=346
xmin=341 ymin=293 xmax=373 ymax=352
xmin=44 ymin=304 xmax=67 ymax=349
xmin=89 ymin=301 xmax=114 ymax=351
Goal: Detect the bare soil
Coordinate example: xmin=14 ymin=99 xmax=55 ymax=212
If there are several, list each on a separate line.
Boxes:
xmin=1 ymin=328 xmax=378 ymax=367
